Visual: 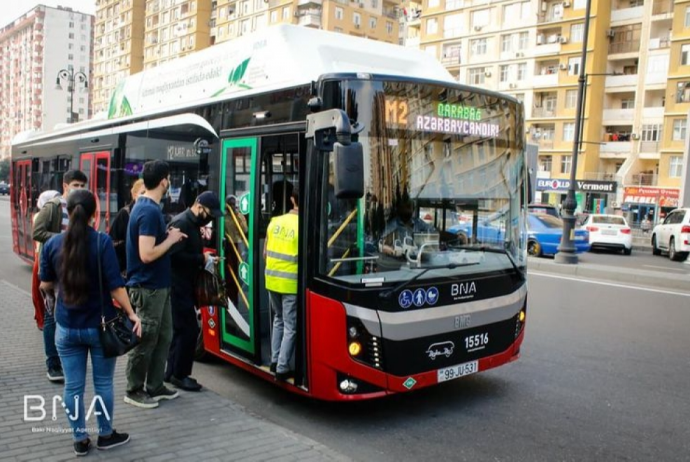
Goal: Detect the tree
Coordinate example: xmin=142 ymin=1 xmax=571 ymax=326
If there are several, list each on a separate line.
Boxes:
xmin=0 ymin=158 xmax=9 ymax=183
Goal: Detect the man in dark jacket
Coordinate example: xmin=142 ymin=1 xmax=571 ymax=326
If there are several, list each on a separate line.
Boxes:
xmin=165 ymin=191 xmax=222 ymax=391
xmin=32 ymin=170 xmax=88 ymax=382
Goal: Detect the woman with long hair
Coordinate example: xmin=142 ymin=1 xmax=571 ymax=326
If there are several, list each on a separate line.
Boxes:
xmin=109 ymin=178 xmax=145 ymax=275
xmin=39 ymin=189 xmax=142 ymax=456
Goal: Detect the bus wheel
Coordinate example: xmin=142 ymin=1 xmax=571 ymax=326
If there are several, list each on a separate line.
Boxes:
xmin=527 ymin=240 xmax=541 ymax=257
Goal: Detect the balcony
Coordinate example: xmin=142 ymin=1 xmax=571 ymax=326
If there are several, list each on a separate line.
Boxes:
xmin=648 ymin=37 xmax=670 ymax=50
xmin=610 ymin=6 xmax=643 ymax=22
xmin=609 ymin=41 xmax=640 ymax=55
xmin=605 ymin=74 xmax=638 ymax=88
xmin=603 ymin=108 xmax=635 ymax=123
xmin=405 ymin=36 xmax=420 ymax=48
xmin=537 ymin=139 xmax=554 ymax=150
xmin=600 ymin=141 xmax=632 ymax=154
xmin=652 ymin=0 xmax=672 ymax=15
xmin=537 ymin=13 xmax=563 ymax=24
xmin=532 ymin=107 xmax=557 ymax=118
xmin=297 ymin=0 xmax=322 ymax=6
xmin=297 ymin=12 xmax=321 ymax=28
xmin=642 ymin=107 xmax=664 ymax=120
xmin=534 ymin=43 xmax=560 ymax=56
xmin=631 ymin=173 xmax=658 ymax=186
xmin=441 ymin=55 xmax=462 ymax=66
xmin=533 ymin=73 xmax=559 ymax=87
xmin=639 ymin=141 xmax=660 ymax=153
xmin=584 ymin=172 xmax=617 ymax=181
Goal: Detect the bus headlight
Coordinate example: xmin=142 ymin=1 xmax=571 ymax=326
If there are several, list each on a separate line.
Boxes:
xmin=349 ymin=342 xmax=362 ymax=356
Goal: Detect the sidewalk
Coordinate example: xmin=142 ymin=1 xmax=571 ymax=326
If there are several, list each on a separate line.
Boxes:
xmin=0 ymin=281 xmax=350 ymax=462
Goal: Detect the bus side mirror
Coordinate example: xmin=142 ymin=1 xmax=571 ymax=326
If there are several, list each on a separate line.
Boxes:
xmin=333 ymin=141 xmax=364 ymax=199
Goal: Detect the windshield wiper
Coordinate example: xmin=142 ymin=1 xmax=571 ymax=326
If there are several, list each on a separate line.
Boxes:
xmin=379 ymin=262 xmax=479 ymax=300
xmin=453 ymin=244 xmax=525 ymax=281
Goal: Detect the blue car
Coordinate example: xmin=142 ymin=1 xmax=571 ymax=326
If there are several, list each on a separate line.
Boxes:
xmin=448 ymin=213 xmax=506 ymax=245
xmin=527 ymin=213 xmax=590 ymax=257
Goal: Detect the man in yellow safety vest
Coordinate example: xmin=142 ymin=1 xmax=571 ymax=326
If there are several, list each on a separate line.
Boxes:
xmin=264 ymin=188 xmax=299 ymax=381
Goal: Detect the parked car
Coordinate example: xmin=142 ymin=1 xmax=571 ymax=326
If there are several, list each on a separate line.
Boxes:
xmin=527 ymin=213 xmax=590 ymax=257
xmin=448 ymin=212 xmax=506 ymax=245
xmin=581 ymin=214 xmax=632 ymax=255
xmin=651 ymin=208 xmax=690 ymax=261
xmin=0 ymin=182 xmax=8 ymax=195
xmin=528 ymin=203 xmax=560 ymax=218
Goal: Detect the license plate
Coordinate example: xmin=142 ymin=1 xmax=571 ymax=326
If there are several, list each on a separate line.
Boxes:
xmin=437 ymin=360 xmax=479 ymax=383
xmin=602 ymin=229 xmax=617 ymax=235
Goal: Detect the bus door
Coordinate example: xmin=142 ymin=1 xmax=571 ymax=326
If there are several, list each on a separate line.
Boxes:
xmin=80 ymin=151 xmax=111 ymax=232
xmin=219 ymin=138 xmax=259 ymax=363
xmin=13 ymin=160 xmax=33 ymax=259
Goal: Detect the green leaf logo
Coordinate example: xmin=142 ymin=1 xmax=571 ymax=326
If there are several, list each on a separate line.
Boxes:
xmin=213 ymin=57 xmax=252 ymax=97
xmin=107 ymin=81 xmax=132 ymax=119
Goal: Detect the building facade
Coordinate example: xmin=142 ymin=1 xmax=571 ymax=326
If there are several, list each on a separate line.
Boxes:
xmin=0 ymin=5 xmax=93 ymax=158
xmin=419 ymin=0 xmax=688 ymax=223
xmin=210 ymin=0 xmax=400 ymax=45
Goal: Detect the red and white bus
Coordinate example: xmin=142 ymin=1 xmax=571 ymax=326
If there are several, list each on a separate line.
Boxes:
xmin=11 ymin=25 xmax=528 ymax=400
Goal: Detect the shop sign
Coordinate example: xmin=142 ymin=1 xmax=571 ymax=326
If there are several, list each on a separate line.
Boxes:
xmin=536 ymin=179 xmax=617 ymax=193
xmin=623 ymin=187 xmax=679 ymax=207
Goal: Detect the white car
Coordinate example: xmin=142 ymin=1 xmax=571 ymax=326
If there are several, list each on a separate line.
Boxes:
xmin=581 ymin=214 xmax=633 ymax=255
xmin=651 ymin=208 xmax=690 ymax=261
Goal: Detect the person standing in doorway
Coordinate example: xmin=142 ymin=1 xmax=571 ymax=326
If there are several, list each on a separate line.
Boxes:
xmin=124 ymin=160 xmax=187 ymax=409
xmin=165 ymin=191 xmax=222 ymax=391
xmin=32 ymin=170 xmax=88 ymax=382
xmin=264 ymin=188 xmax=299 ymax=381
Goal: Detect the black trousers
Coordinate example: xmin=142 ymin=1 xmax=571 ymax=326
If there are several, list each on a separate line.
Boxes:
xmin=166 ymin=287 xmax=198 ymax=380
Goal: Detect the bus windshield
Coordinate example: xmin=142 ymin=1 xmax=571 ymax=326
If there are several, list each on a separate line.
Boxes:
xmin=319 ymin=79 xmax=527 ymax=285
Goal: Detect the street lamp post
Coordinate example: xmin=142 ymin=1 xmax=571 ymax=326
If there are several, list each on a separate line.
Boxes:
xmin=555 ymin=0 xmax=592 ymax=264
xmin=55 ymin=68 xmax=88 ymax=124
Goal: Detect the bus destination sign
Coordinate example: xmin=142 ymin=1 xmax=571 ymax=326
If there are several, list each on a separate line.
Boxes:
xmin=385 ymin=98 xmax=501 ymax=138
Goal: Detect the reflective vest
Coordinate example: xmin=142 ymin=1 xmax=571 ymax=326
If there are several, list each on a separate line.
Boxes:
xmin=265 ymin=212 xmax=299 ymax=294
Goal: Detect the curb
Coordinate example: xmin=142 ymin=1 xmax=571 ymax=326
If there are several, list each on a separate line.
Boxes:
xmin=527 ymin=258 xmax=690 ymax=292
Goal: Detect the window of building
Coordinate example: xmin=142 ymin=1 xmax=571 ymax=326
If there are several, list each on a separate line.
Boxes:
xmin=68 ymin=54 xmax=74 ymax=60
xmin=682 ymin=44 xmax=690 ymax=66
xmin=283 ymin=6 xmax=290 ymax=19
xmin=501 ymin=34 xmax=512 ymax=53
xmin=371 ymin=0 xmax=378 ymax=7
xmin=571 ymin=23 xmax=584 ymax=43
xmin=539 ymin=156 xmax=552 ymax=172
xmin=670 ymin=156 xmax=683 ymax=177
xmin=446 ymin=0 xmax=463 ymax=9
xmin=568 ymin=57 xmax=581 ymax=76
xmin=574 ymin=0 xmax=586 ymax=8
xmin=677 ymin=82 xmax=690 ymax=103
xmin=427 ymin=18 xmax=438 ymax=35
xmin=515 ymin=93 xmax=525 ymax=103
xmin=673 ymin=119 xmax=687 ymax=141
xmin=369 ymin=17 xmax=377 ymax=28
xmin=685 ymin=7 xmax=690 ymax=28
xmin=500 ymin=65 xmax=509 ymax=82
xmin=429 ymin=0 xmax=440 ymax=7
xmin=565 ymin=89 xmax=577 ymax=108
xmin=69 ymin=22 xmax=74 ymax=28
xmin=353 ymin=12 xmax=361 ymax=26
xmin=270 ymin=10 xmax=277 ymax=22
xmin=69 ymin=33 xmax=74 ymax=39
xmin=641 ymin=124 xmax=662 ymax=141
xmin=386 ymin=21 xmax=393 ymax=34
xmin=470 ymin=38 xmax=487 ymax=55
xmin=563 ymin=123 xmax=575 ymax=141
xmin=561 ymin=155 xmax=572 ymax=174
xmin=621 ymin=98 xmax=635 ymax=109
xmin=444 ymin=13 xmax=462 ymax=38
xmin=471 ymin=8 xmax=490 ymax=28
xmin=468 ymin=67 xmax=486 ymax=85
xmin=69 ymin=43 xmax=74 ymax=50
xmin=518 ymin=31 xmax=528 ymax=50
xmin=334 ymin=26 xmax=343 ymax=33
xmin=442 ymin=43 xmax=462 ymax=64
xmin=517 ymin=62 xmax=526 ymax=80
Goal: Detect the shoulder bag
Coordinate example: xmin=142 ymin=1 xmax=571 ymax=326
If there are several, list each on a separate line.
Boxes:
xmin=195 ymin=259 xmax=228 ymax=308
xmin=97 ymin=233 xmax=139 ymax=358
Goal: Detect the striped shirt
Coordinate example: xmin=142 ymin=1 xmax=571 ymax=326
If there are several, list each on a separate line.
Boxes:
xmin=60 ymin=197 xmax=69 ymax=231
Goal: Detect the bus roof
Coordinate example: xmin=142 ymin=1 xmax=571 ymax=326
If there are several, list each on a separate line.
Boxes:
xmin=13 ymin=25 xmax=456 ymax=148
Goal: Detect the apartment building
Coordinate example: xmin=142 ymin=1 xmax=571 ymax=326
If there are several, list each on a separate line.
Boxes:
xmin=143 ymin=0 xmax=213 ymax=69
xmin=210 ymin=0 xmax=400 ymax=45
xmin=0 ymin=5 xmax=93 ymax=159
xmin=420 ymin=0 xmax=689 ymax=223
xmin=93 ymin=0 xmax=145 ymax=113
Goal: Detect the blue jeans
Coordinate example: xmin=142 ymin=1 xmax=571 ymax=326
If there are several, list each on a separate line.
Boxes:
xmin=55 ymin=325 xmax=116 ymax=442
xmin=43 ymin=309 xmax=61 ymax=370
xmin=269 ymin=291 xmax=297 ymax=374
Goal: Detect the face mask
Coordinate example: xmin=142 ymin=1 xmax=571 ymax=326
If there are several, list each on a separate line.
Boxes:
xmin=196 ymin=209 xmax=212 ymax=226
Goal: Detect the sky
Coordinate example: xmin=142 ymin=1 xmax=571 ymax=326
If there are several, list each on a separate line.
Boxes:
xmin=1 ymin=0 xmax=96 ymax=29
